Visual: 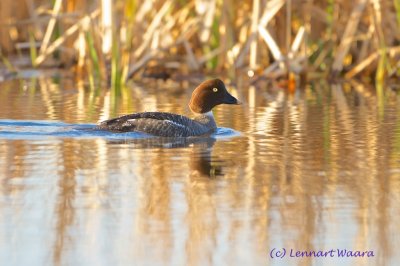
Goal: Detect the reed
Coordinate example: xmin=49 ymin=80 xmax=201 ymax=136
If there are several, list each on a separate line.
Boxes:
xmin=29 ymin=31 xmax=38 ymax=67
xmin=85 ymin=30 xmax=102 ymax=83
xmin=0 ymin=51 xmax=16 ymax=72
xmin=1 ymin=0 xmax=400 ymax=87
xmin=395 ymin=0 xmax=400 ymax=27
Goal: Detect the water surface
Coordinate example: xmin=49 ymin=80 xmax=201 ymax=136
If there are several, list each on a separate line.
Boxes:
xmin=0 ymin=77 xmax=399 ymax=266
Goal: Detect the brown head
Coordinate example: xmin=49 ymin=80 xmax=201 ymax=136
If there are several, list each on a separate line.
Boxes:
xmin=189 ymin=79 xmax=240 ymax=114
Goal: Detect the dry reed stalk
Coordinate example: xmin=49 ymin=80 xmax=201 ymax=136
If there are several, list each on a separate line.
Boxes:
xmin=101 ymin=0 xmax=112 ymax=54
xmin=25 ymin=0 xmax=42 ymax=40
xmin=235 ymin=36 xmax=253 ymax=68
xmin=151 ymin=29 xmax=160 ymax=50
xmin=290 ymin=26 xmax=305 ymax=54
xmin=252 ymin=0 xmax=286 ymax=68
xmin=331 ymin=0 xmax=368 ymax=75
xmin=133 ymin=1 xmax=172 ymax=58
xmin=125 ymin=3 xmax=198 ymax=80
xmin=371 ymin=0 xmax=385 ymax=45
xmin=75 ymin=8 xmax=92 ymax=79
xmin=5 ymin=13 xmax=82 ymax=26
xmin=258 ymin=26 xmax=282 ymax=61
xmin=177 ymin=2 xmax=192 ymax=25
xmin=39 ymin=0 xmax=62 ymax=55
xmin=345 ymin=46 xmax=400 ymax=79
xmin=262 ymin=61 xmax=279 ymax=75
xmin=76 ymin=28 xmax=86 ymax=79
xmin=223 ymin=0 xmax=239 ymax=72
xmin=136 ymin=1 xmax=151 ymax=20
xmin=345 ymin=55 xmax=378 ymax=78
xmin=355 ymin=23 xmax=374 ymax=65
xmin=0 ymin=0 xmax=17 ymax=53
xmin=249 ymin=0 xmax=260 ymax=69
xmin=286 ymin=0 xmax=292 ymax=54
xmin=35 ymin=9 xmax=100 ymax=66
xmin=61 ymin=0 xmax=87 ymax=67
xmin=227 ymin=44 xmax=240 ymax=65
xmin=127 ymin=52 xmax=156 ymax=79
xmin=389 ymin=60 xmax=400 ymax=77
xmin=371 ymin=0 xmax=387 ymax=83
xmin=198 ymin=47 xmax=222 ymax=64
xmin=15 ymin=42 xmax=41 ymax=49
xmin=309 ymin=6 xmax=330 ymax=24
xmin=197 ymin=0 xmax=216 ymax=43
xmin=234 ymin=0 xmax=284 ymax=68
xmin=233 ymin=18 xmax=252 ymax=67
xmin=157 ymin=7 xmax=187 ymax=48
xmin=259 ymin=0 xmax=286 ymax=28
xmin=126 ymin=21 xmax=198 ymax=80
xmin=167 ymin=3 xmax=195 ymax=34
xmin=183 ymin=40 xmax=200 ymax=70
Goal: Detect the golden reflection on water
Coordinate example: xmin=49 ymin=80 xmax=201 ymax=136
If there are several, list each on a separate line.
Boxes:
xmin=0 ymin=77 xmax=400 ymax=265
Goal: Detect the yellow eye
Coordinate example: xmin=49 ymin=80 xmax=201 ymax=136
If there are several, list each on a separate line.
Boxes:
xmin=213 ymin=87 xmax=218 ymax=92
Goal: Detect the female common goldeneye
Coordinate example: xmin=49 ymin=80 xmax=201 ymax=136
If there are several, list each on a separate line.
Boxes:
xmin=97 ymin=79 xmax=240 ymax=137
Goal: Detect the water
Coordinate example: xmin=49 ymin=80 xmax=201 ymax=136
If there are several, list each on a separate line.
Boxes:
xmin=0 ymin=77 xmax=399 ymax=266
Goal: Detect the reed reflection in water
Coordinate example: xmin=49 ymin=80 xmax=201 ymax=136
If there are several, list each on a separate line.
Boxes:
xmin=0 ymin=77 xmax=399 ymax=266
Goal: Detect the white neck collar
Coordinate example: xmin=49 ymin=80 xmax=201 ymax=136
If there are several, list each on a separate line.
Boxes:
xmin=203 ymin=111 xmax=214 ymax=118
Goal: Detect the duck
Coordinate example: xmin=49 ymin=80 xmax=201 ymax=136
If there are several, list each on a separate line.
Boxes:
xmin=96 ymin=79 xmax=240 ymax=137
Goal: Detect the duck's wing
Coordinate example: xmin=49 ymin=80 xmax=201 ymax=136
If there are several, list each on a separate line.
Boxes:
xmin=97 ymin=112 xmax=211 ymax=137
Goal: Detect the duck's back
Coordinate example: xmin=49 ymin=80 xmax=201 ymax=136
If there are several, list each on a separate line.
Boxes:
xmin=97 ymin=112 xmax=216 ymax=137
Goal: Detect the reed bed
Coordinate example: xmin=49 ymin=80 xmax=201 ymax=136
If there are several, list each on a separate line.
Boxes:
xmin=1 ymin=0 xmax=400 ymax=90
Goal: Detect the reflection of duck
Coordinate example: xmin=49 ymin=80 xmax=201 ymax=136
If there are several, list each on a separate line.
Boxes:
xmin=189 ymin=144 xmax=223 ymax=178
xmin=97 ymin=79 xmax=240 ymax=137
xmin=106 ymin=137 xmax=222 ymax=178
xmin=106 ymin=136 xmax=216 ymax=149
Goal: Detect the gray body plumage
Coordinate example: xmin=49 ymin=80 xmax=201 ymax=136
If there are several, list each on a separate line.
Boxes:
xmin=96 ymin=112 xmax=217 ymax=137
